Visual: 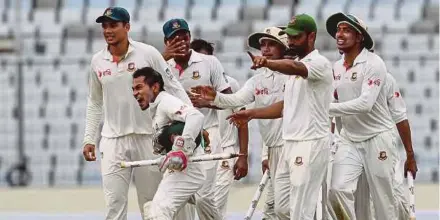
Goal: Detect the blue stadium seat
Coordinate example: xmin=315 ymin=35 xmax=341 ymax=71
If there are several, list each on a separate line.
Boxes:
xmin=88 ymin=0 xmax=111 ymax=8
xmin=64 ymin=0 xmax=84 ymax=8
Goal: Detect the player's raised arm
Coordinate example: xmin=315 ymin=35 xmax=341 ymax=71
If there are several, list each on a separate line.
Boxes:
xmin=227 ymin=101 xmax=284 ymax=127
xmin=82 ymin=67 xmax=103 ymax=161
xmin=329 ymin=58 xmax=387 ymax=117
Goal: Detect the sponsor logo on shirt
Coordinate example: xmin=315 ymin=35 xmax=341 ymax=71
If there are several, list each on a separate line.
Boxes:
xmin=192 ymin=70 xmax=200 ymax=80
xmin=334 ymin=74 xmax=341 ymax=81
xmin=255 ymin=88 xmax=269 ymax=95
xmin=367 ymin=78 xmax=381 ymax=87
xmin=127 ymin=62 xmax=136 ymax=72
xmin=98 ymin=69 xmax=112 ymax=78
xmin=165 ymin=68 xmax=174 ymax=79
xmin=394 ymin=92 xmax=400 ymax=98
xmin=294 ymin=156 xmax=303 ymax=166
xmin=378 ymin=151 xmax=387 ymax=160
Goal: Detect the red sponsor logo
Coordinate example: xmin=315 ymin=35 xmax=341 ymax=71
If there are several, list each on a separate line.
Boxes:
xmin=98 ymin=69 xmax=112 ymax=78
xmin=255 ymin=88 xmax=269 ymax=95
xmin=367 ymin=78 xmax=381 ymax=87
xmin=394 ymin=92 xmax=400 ymax=97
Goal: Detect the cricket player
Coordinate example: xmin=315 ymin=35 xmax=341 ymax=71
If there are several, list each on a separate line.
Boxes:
xmin=354 ymin=72 xmax=418 ymax=220
xmin=325 ymin=13 xmax=399 ymax=219
xmin=189 ymin=38 xmax=250 ymax=219
xmin=226 ymin=14 xmax=334 ymax=219
xmin=191 ymin=27 xmax=290 ymax=220
xmin=131 ymin=67 xmax=206 ymax=220
xmin=82 ymin=7 xmax=192 ymax=220
xmin=161 ymin=18 xmax=233 ymax=219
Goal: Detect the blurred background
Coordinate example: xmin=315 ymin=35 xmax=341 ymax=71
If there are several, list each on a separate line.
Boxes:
xmin=0 ymin=0 xmax=438 ymax=219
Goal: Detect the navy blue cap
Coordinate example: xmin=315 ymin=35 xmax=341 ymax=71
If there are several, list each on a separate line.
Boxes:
xmin=96 ymin=7 xmax=130 ymax=23
xmin=163 ymin=18 xmax=190 ymax=39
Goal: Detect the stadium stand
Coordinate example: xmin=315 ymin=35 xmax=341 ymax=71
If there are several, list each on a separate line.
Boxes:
xmin=0 ymin=0 xmax=438 ymax=186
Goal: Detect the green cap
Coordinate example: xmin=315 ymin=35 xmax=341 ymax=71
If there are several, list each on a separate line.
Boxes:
xmin=279 ymin=14 xmax=317 ymax=36
xmin=157 ymin=121 xmax=202 ymax=152
xmin=163 ymin=18 xmax=190 ymax=39
xmin=96 ymin=7 xmax=130 ymax=23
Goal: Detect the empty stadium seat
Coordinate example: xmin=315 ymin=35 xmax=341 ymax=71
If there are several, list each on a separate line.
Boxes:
xmin=267 ymin=5 xmax=291 ymax=24
xmin=216 ymin=4 xmax=240 ymax=22
xmin=347 ymin=0 xmax=372 ymax=21
xmin=189 ymin=6 xmax=213 ymax=21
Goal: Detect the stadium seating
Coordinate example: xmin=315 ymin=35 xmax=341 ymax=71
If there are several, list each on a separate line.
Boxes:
xmin=0 ymin=0 xmax=438 ymax=186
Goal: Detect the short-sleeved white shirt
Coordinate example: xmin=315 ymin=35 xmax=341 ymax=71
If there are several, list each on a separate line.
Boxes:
xmin=167 ymin=50 xmax=230 ymax=129
xmin=213 ymin=68 xmax=288 ymax=147
xmin=283 ymin=49 xmax=333 ymax=141
xmin=83 ymin=39 xmax=190 ymax=145
xmin=331 ymin=49 xmax=394 ymax=142
xmin=217 ymin=75 xmax=241 ymax=149
xmin=385 ymin=73 xmax=407 ymax=124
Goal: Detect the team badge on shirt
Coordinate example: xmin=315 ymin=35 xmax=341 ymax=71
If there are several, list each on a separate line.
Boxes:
xmin=221 ymin=160 xmax=230 ymax=169
xmin=192 ymin=70 xmax=201 ymax=80
xmin=127 ymin=62 xmax=136 ymax=72
xmin=351 ymin=72 xmax=357 ymax=81
xmin=294 ymin=156 xmax=303 ymax=166
xmin=378 ymin=151 xmax=387 ymax=160
xmin=165 ymin=68 xmax=174 ymax=79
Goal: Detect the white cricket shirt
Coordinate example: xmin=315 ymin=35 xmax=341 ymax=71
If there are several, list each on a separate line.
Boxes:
xmin=168 ymin=50 xmax=230 ymax=129
xmin=217 ymin=75 xmax=241 ymax=149
xmin=148 ymin=91 xmax=204 ymax=144
xmin=330 ymin=48 xmax=394 ymax=142
xmin=385 ymin=73 xmax=407 ymax=124
xmin=282 ymin=49 xmax=333 ymax=141
xmin=213 ymin=68 xmax=288 ymax=147
xmin=83 ymin=39 xmax=190 ymax=146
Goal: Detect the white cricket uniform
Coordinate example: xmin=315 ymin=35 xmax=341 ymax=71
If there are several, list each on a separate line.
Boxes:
xmin=355 ymin=73 xmax=410 ymax=220
xmin=328 ymin=48 xmax=398 ymax=220
xmin=213 ymin=76 xmax=242 ymax=219
xmin=84 ymin=39 xmax=192 ymax=220
xmin=213 ymin=67 xmax=287 ymax=220
xmin=271 ymin=50 xmax=333 ymax=220
xmin=143 ymin=92 xmax=206 ymax=220
xmin=167 ymin=50 xmax=229 ymax=219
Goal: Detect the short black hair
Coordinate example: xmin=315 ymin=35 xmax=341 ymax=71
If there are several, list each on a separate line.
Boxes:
xmin=190 ymin=39 xmax=215 ymax=55
xmin=133 ymin=67 xmax=165 ymax=91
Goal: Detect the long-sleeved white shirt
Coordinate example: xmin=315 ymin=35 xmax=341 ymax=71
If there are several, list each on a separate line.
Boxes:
xmin=331 ymin=48 xmax=394 ymax=142
xmin=83 ymin=39 xmax=190 ymax=146
xmin=148 ymin=92 xmax=204 ymax=150
xmin=282 ymin=49 xmax=333 ymax=141
xmin=168 ymin=50 xmax=230 ymax=129
xmin=213 ymin=68 xmax=288 ymax=148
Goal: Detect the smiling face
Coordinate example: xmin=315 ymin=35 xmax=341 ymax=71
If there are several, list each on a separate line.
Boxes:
xmin=101 ymin=20 xmax=130 ymax=46
xmin=132 ymin=76 xmax=155 ymax=110
xmin=260 ymin=39 xmax=285 ymax=60
xmin=335 ymin=23 xmax=363 ymax=52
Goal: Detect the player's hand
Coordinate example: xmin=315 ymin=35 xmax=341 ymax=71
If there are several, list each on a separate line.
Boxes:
xmin=247 ymin=51 xmax=267 ymax=70
xmin=159 ymin=136 xmax=189 ymax=172
xmin=233 ymin=156 xmax=248 ymax=180
xmin=262 ymin=159 xmax=269 ymax=174
xmin=189 ymin=95 xmax=212 ymax=108
xmin=202 ymin=129 xmax=210 ymax=148
xmin=226 ymin=109 xmax=254 ymax=127
xmin=83 ymin=144 xmax=96 ymax=161
xmin=162 ymin=36 xmax=187 ymax=61
xmin=190 ymin=86 xmax=217 ymax=102
xmin=404 ymin=154 xmax=418 ymax=179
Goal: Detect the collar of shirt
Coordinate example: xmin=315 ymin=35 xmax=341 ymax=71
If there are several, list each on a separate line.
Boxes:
xmin=294 ymin=49 xmax=319 ymax=62
xmin=168 ymin=49 xmax=204 ymax=68
xmin=149 ymin=91 xmax=166 ymax=111
xmin=102 ymin=38 xmax=136 ymax=62
xmin=342 ymin=48 xmax=369 ymax=69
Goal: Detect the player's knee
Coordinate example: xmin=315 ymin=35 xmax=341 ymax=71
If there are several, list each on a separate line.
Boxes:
xmin=143 ymin=201 xmax=172 ymax=220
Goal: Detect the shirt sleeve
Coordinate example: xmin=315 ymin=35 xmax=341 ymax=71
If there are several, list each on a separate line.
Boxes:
xmin=329 ymin=59 xmax=387 ymax=117
xmin=213 ymin=77 xmax=256 ymax=109
xmin=163 ymin=95 xmax=205 ymax=142
xmin=301 ymin=56 xmax=331 ymax=81
xmin=83 ymin=67 xmax=103 ymax=146
xmin=386 ymin=74 xmax=407 ymax=123
xmin=146 ymin=45 xmax=192 ymax=105
xmin=210 ymin=56 xmax=231 ymax=92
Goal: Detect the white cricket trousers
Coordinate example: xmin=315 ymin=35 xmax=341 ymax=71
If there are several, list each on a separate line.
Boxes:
xmin=274 ymin=137 xmax=330 ymax=220
xmin=214 ymin=145 xmax=238 ymax=219
xmin=195 ymin=126 xmax=222 ymax=219
xmin=262 ymin=145 xmax=284 ymax=220
xmin=354 ymin=158 xmax=409 ymax=220
xmin=100 ymin=134 xmax=194 ymax=220
xmin=143 ymin=146 xmax=206 ymax=220
xmin=328 ymin=130 xmax=399 ymax=220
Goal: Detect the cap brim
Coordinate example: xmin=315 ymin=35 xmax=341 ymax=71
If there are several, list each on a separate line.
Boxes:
xmin=165 ymin=28 xmax=190 ymax=39
xmin=279 ymin=28 xmax=303 ymax=37
xmin=247 ymin=32 xmax=286 ymax=50
xmin=326 ymin=12 xmax=374 ymax=50
xmin=96 ymin=15 xmax=124 ymax=23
